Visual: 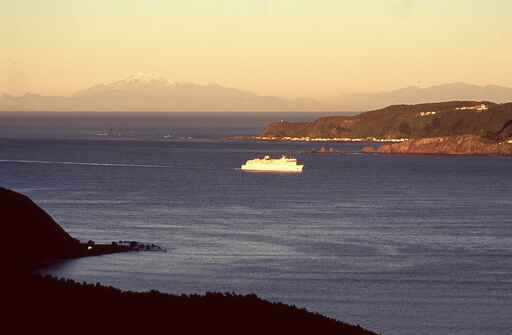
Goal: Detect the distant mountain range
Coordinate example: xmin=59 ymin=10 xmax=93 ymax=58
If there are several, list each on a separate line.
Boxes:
xmin=0 ymin=73 xmax=318 ymax=112
xmin=1 ymin=74 xmax=512 ymax=112
xmin=330 ymin=82 xmax=512 ymax=111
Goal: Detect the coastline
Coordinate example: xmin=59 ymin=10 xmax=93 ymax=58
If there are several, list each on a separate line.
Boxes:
xmin=6 ymin=273 xmax=378 ymax=335
xmin=227 ymin=102 xmax=512 ymax=156
xmin=225 ymin=135 xmax=407 ymax=143
xmin=361 ymin=135 xmax=512 ymax=156
xmin=226 ymin=134 xmax=512 ymax=156
xmin=2 ymin=187 xmax=378 ymax=334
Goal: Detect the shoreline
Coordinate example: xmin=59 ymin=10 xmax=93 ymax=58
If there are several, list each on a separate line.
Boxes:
xmin=361 ymin=135 xmax=512 ymax=156
xmin=226 ymin=134 xmax=512 ymax=156
xmin=7 ymin=273 xmax=378 ymax=335
xmin=31 ymin=240 xmax=166 ymax=271
xmin=225 ymin=135 xmax=407 ymax=143
xmin=2 ymin=187 xmax=377 ymax=334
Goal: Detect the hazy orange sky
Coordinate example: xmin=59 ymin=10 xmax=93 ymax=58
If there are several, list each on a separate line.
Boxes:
xmin=2 ymin=0 xmax=512 ymax=98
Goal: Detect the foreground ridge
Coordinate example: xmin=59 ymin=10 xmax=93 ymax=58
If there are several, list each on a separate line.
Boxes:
xmin=5 ymin=274 xmax=378 ymax=334
xmin=1 ymin=187 xmax=378 ymax=334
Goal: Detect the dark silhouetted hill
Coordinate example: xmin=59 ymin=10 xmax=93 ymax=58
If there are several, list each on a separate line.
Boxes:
xmin=0 ymin=187 xmax=81 ymax=270
xmin=1 ymin=188 xmax=378 ymax=334
xmin=5 ymin=274 xmax=378 ymax=334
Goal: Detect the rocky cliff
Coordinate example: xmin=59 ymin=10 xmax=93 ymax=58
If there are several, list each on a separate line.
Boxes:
xmin=361 ymin=135 xmax=512 ymax=155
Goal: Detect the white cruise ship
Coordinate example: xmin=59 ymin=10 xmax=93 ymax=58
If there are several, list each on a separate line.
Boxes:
xmin=241 ymin=155 xmax=304 ymax=172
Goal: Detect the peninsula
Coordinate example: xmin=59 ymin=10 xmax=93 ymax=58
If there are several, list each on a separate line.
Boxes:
xmin=2 ymin=188 xmax=377 ymax=334
xmin=228 ymin=101 xmax=512 ymax=155
xmin=258 ymin=101 xmax=512 ymax=140
xmin=1 ymin=187 xmax=162 ymax=271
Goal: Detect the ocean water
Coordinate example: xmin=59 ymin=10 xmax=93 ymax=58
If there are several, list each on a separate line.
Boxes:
xmin=1 ymin=112 xmax=512 ymax=335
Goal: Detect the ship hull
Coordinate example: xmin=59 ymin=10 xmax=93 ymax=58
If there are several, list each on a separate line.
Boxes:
xmin=241 ymin=164 xmax=303 ymax=173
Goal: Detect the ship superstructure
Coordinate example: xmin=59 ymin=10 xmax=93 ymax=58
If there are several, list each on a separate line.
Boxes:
xmin=241 ymin=155 xmax=303 ymax=172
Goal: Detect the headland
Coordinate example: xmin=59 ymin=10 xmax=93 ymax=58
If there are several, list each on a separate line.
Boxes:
xmin=1 ymin=187 xmax=377 ymax=334
xmin=227 ymin=101 xmax=512 ymax=155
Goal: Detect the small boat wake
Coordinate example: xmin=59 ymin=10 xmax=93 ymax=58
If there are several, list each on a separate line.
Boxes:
xmin=0 ymin=159 xmax=170 ymax=168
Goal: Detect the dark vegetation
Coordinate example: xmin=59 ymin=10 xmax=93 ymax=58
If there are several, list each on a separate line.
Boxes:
xmin=261 ymin=101 xmax=512 ymax=140
xmin=5 ymin=274 xmax=377 ymax=334
xmin=1 ymin=187 xmax=377 ymax=334
xmin=1 ymin=187 xmax=82 ymax=270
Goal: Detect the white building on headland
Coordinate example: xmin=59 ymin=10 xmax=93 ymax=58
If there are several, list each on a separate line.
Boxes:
xmin=455 ymin=104 xmax=488 ymax=111
xmin=420 ymin=111 xmax=437 ymax=117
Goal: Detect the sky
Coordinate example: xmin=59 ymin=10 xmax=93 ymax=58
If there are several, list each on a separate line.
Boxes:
xmin=1 ymin=0 xmax=512 ymax=98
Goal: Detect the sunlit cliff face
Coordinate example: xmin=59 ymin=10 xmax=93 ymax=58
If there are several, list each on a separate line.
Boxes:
xmin=2 ymin=0 xmax=512 ymax=99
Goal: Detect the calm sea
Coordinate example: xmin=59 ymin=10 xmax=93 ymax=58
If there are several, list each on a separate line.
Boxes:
xmin=1 ymin=112 xmax=511 ymax=335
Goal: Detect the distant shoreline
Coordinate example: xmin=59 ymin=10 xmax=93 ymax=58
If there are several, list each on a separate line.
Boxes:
xmin=225 ymin=135 xmax=405 ymax=144
xmin=361 ymin=135 xmax=512 ymax=156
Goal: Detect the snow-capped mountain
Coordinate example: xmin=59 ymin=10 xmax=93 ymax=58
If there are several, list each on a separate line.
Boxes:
xmin=74 ymin=73 xmax=175 ymax=97
xmin=65 ymin=73 xmax=317 ymax=111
